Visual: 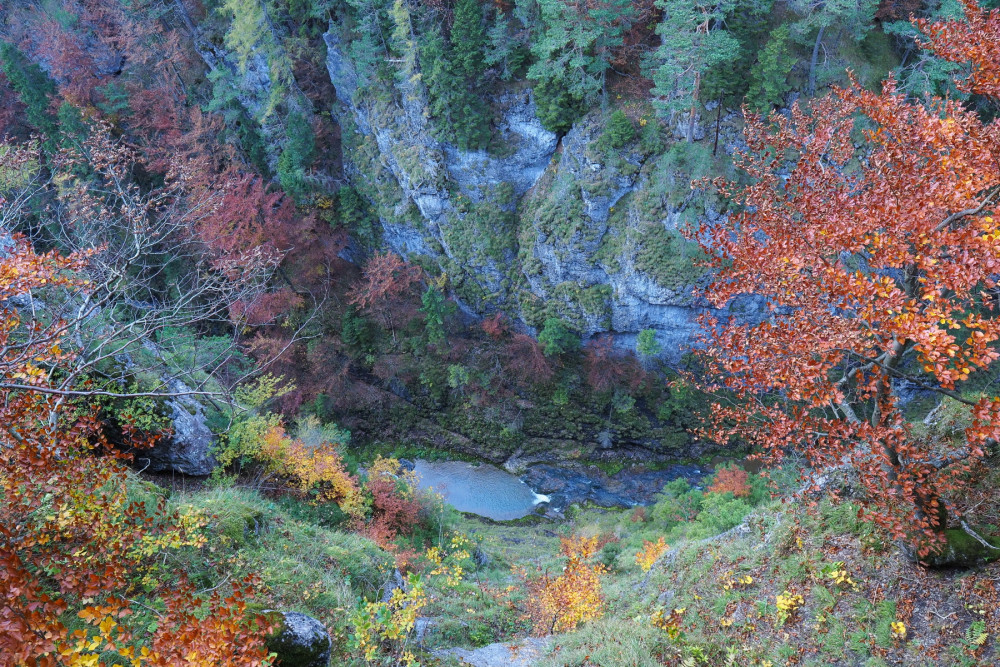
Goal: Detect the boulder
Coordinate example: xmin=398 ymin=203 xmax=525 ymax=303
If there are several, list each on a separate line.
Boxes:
xmin=906 ymin=528 xmax=1000 ymax=568
xmin=138 ymin=378 xmax=215 ymax=476
xmin=265 ymin=611 xmax=331 ymax=667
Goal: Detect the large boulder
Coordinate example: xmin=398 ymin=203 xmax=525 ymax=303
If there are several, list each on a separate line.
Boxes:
xmin=138 ymin=378 xmax=215 ymax=476
xmin=265 ymin=611 xmax=331 ymax=667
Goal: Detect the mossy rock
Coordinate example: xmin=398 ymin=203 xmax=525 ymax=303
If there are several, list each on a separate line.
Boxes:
xmin=263 ymin=611 xmax=332 ymax=667
xmin=917 ymin=528 xmax=1000 ymax=568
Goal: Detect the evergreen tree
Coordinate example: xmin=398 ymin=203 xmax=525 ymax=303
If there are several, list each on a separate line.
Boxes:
xmin=420 ymin=285 xmax=447 ymax=345
xmin=451 ymin=0 xmax=487 ymax=80
xmin=637 ymin=329 xmax=661 ymax=357
xmin=648 ymin=0 xmax=739 ymax=142
xmin=420 ymin=19 xmax=491 ymax=150
xmin=345 ymin=0 xmax=391 ymax=87
xmin=538 ymin=317 xmax=580 ymax=356
xmin=528 ymin=0 xmax=636 ymax=132
xmin=0 ymin=42 xmax=58 ymax=148
xmin=389 ymin=0 xmax=419 ymax=85
xmin=277 ymin=111 xmax=316 ymax=202
xmin=747 ymin=25 xmax=795 ymax=111
xmin=484 ymin=10 xmax=529 ymax=80
xmin=701 ymin=0 xmax=773 ymax=105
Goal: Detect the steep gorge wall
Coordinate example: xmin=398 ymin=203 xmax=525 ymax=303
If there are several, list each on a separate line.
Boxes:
xmin=323 ymin=30 xmax=761 ymax=361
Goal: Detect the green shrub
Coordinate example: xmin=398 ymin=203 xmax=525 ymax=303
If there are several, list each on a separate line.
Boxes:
xmin=605 ymin=110 xmax=636 ymax=148
xmin=692 ymin=492 xmax=752 ymax=537
xmin=639 ymin=119 xmax=665 ymax=155
xmin=650 ymin=478 xmax=703 ymax=529
xmin=538 ymin=317 xmax=580 ymax=356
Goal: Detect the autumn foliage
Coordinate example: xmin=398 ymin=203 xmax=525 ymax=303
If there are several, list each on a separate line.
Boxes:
xmin=522 ymin=535 xmax=607 ymax=635
xmin=0 ymin=235 xmax=272 ymax=665
xmin=259 ymin=423 xmax=366 ymax=518
xmin=707 ymin=466 xmax=751 ymax=498
xmin=359 ymin=457 xmax=428 ymax=550
xmin=691 ymin=1 xmax=1000 ymax=557
xmin=635 ymin=537 xmax=670 ymax=572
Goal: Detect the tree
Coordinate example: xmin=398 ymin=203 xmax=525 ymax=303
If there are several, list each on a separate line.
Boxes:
xmin=747 ymin=25 xmax=795 ymax=112
xmin=451 ymin=0 xmax=487 ymax=79
xmin=537 ymin=316 xmax=580 ymax=356
xmin=347 ymin=251 xmax=423 ymax=338
xmin=648 ymin=0 xmax=740 ymax=142
xmin=522 ymin=536 xmax=607 ymax=635
xmin=528 ymin=0 xmax=636 ymax=131
xmin=690 ymin=3 xmax=1000 ymax=561
xmin=0 ymin=128 xmax=280 ymax=413
xmin=0 ymin=42 xmax=58 ymax=148
xmin=637 ymin=328 xmax=662 ymax=358
xmin=420 ymin=22 xmax=491 ymax=150
xmin=583 ymin=335 xmax=644 ymax=393
xmin=605 ymin=109 xmax=636 ymax=147
xmin=915 ymin=0 xmax=1000 ymax=100
xmin=788 ymin=0 xmax=878 ymax=95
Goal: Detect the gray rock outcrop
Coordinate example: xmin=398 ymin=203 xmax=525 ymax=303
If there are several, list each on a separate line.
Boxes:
xmin=264 ymin=611 xmax=332 ymax=667
xmin=140 ymin=378 xmax=215 ymax=476
xmin=436 ymin=637 xmax=551 ymax=667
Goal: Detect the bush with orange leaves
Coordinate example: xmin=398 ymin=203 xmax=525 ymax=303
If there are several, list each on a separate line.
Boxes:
xmin=358 ymin=456 xmax=434 ymax=551
xmin=258 ymin=421 xmax=366 ymax=519
xmin=707 ymin=465 xmax=752 ymax=498
xmin=521 ymin=536 xmax=608 ymax=635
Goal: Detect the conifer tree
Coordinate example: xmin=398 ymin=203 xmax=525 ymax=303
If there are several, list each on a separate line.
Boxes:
xmin=451 ymin=0 xmax=487 ymax=80
xmin=528 ymin=0 xmax=636 ymax=132
xmin=747 ymin=25 xmax=795 ymax=111
xmin=649 ymin=0 xmax=739 ymax=141
xmin=0 ymin=42 xmax=58 ymax=148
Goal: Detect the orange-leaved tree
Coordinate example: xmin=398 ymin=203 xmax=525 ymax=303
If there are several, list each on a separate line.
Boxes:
xmin=690 ymin=1 xmax=1000 ymax=560
xmin=522 ymin=536 xmax=608 ymax=634
xmin=0 ymin=200 xmax=274 ymax=662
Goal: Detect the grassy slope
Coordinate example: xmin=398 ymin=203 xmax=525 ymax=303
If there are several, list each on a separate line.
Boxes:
xmin=530 ymin=497 xmax=1000 ymax=667
xmin=146 ymin=462 xmax=999 ymax=667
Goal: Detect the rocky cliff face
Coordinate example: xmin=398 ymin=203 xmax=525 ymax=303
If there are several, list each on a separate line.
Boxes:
xmin=324 ymin=28 xmax=761 ymax=361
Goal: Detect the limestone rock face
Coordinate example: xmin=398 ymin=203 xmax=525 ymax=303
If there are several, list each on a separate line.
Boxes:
xmin=265 ymin=611 xmax=332 ymax=667
xmin=325 ymin=29 xmax=764 ymax=361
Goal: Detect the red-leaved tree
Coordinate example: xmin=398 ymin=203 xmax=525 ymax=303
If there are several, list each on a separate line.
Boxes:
xmin=348 ymin=252 xmax=423 ymax=339
xmin=690 ymin=1 xmax=1000 ymax=560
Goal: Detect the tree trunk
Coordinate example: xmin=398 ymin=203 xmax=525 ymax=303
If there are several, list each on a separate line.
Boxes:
xmin=687 ymin=71 xmax=700 ymax=143
xmin=808 ymin=25 xmax=825 ymax=97
xmin=712 ymin=97 xmax=722 ymax=156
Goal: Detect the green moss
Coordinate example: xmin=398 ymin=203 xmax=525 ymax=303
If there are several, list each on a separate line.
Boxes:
xmin=634 ymin=223 xmax=705 ymax=290
xmin=921 ymin=528 xmax=1000 ymax=568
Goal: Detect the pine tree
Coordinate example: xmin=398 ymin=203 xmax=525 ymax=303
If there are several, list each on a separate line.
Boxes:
xmin=528 ymin=0 xmax=636 ymax=132
xmin=648 ymin=0 xmax=739 ymax=141
xmin=420 ymin=20 xmax=491 ymax=150
xmin=747 ymin=25 xmax=795 ymax=111
xmin=0 ymin=42 xmax=58 ymax=148
xmin=451 ymin=0 xmax=487 ymax=80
